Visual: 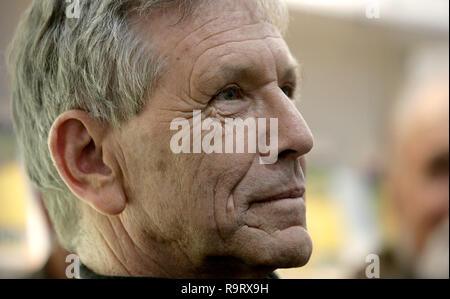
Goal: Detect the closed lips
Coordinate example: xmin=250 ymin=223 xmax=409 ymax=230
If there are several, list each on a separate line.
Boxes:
xmin=251 ymin=187 xmax=305 ymax=204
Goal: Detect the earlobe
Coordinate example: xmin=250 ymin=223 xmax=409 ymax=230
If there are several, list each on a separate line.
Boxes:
xmin=92 ymin=181 xmax=127 ymax=215
xmin=48 ymin=110 xmax=127 ymax=216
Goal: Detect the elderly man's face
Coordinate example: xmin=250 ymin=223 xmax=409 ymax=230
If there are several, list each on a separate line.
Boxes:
xmin=115 ymin=0 xmax=313 ymax=276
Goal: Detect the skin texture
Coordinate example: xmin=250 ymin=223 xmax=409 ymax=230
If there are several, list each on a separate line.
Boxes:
xmin=49 ymin=0 xmax=314 ymax=278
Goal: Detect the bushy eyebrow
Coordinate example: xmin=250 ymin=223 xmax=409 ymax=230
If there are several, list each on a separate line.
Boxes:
xmin=198 ymin=58 xmax=300 ymax=89
xmin=220 ymin=65 xmax=248 ymax=81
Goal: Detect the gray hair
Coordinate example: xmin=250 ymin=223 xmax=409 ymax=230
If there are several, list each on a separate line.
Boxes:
xmin=7 ymin=0 xmax=289 ymax=251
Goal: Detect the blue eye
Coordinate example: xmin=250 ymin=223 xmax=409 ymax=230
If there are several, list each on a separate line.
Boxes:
xmin=215 ymin=86 xmax=242 ymax=101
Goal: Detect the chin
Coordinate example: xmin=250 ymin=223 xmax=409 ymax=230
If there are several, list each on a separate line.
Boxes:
xmin=267 ymin=227 xmax=313 ymax=268
xmin=232 ymin=225 xmax=313 ymax=269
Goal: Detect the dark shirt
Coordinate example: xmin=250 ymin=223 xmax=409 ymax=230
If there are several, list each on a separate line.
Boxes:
xmin=80 ymin=263 xmax=279 ymax=279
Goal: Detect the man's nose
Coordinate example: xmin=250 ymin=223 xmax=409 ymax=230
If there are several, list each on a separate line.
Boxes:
xmin=267 ymin=89 xmax=314 ymax=161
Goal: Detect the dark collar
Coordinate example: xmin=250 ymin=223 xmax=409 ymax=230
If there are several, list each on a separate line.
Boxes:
xmin=80 ymin=263 xmax=279 ymax=279
xmin=79 ymin=263 xmax=165 ymax=279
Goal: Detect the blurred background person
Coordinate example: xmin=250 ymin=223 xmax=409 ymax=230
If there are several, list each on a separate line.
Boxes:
xmin=380 ymin=75 xmax=449 ymax=278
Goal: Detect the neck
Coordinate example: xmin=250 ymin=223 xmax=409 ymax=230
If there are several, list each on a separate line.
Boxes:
xmin=76 ymin=209 xmax=273 ymax=278
xmin=77 ymin=208 xmax=174 ymax=277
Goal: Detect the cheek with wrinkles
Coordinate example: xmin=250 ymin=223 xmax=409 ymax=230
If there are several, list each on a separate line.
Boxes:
xmin=205 ymin=155 xmax=255 ymax=229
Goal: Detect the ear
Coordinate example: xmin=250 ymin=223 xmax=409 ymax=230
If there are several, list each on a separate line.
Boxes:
xmin=48 ymin=110 xmax=126 ymax=215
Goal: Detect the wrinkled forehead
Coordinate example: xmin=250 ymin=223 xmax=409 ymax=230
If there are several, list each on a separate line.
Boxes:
xmin=137 ymin=0 xmax=285 ymax=59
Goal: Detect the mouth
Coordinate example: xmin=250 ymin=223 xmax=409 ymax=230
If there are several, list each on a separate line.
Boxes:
xmin=250 ymin=187 xmax=305 ymax=204
xmin=245 ymin=186 xmax=307 ymax=229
